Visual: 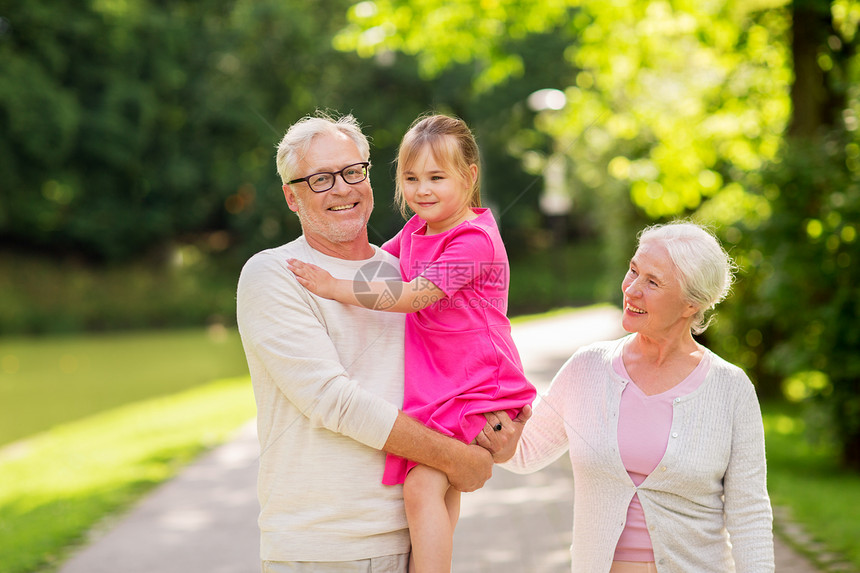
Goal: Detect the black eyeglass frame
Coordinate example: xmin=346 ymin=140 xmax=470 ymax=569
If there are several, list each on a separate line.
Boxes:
xmin=287 ymin=162 xmax=371 ymax=193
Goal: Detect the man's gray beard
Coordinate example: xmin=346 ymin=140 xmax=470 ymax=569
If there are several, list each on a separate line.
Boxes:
xmin=294 ymin=195 xmax=371 ymax=245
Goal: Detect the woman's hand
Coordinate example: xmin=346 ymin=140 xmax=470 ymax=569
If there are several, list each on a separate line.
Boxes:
xmin=476 ymin=405 xmax=532 ymax=463
xmin=287 ymin=259 xmax=337 ymax=300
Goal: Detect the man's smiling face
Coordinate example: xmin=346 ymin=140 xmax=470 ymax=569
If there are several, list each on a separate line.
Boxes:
xmin=283 ymin=131 xmax=374 ymax=255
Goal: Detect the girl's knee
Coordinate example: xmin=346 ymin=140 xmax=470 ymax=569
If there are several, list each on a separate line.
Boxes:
xmin=403 ymin=465 xmax=448 ymax=501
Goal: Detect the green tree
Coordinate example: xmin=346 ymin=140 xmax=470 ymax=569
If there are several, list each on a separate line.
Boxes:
xmin=337 ymin=0 xmax=790 ymax=279
xmin=0 ymin=0 xmax=548 ymax=263
xmin=1 ymin=0 xmax=263 ymax=260
xmin=337 ymin=0 xmax=860 ymax=467
xmin=713 ymin=0 xmax=860 ymax=468
xmin=0 ymin=0 xmax=423 ymax=261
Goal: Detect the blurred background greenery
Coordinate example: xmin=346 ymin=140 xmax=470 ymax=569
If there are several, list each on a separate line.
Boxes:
xmin=1 ymin=0 xmax=860 ymax=570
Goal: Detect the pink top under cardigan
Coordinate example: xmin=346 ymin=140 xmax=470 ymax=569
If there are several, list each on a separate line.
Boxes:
xmin=612 ymin=341 xmax=712 ymax=562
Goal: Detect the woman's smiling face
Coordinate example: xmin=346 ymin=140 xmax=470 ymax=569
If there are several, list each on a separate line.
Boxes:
xmin=621 ymin=241 xmax=698 ymax=338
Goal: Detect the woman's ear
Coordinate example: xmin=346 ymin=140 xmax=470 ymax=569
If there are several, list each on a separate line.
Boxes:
xmin=682 ymin=301 xmax=699 ymax=319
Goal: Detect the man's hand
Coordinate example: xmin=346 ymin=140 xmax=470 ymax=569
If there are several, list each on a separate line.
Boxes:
xmin=287 ymin=259 xmax=337 ymax=299
xmin=445 ymin=444 xmax=494 ymax=492
xmin=475 ymin=405 xmax=532 ymax=463
xmin=383 ymin=412 xmax=495 ymax=493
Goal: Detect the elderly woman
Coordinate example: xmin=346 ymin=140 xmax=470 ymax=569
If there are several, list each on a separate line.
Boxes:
xmin=500 ymin=222 xmax=774 ymax=572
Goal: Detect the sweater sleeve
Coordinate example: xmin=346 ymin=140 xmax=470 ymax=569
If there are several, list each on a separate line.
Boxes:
xmin=236 ymin=252 xmax=399 ymax=450
xmin=502 ymin=355 xmax=576 ymax=474
xmin=723 ymin=372 xmax=775 ymax=572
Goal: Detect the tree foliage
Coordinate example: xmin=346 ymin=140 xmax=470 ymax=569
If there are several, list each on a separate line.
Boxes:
xmin=712 ymin=0 xmax=860 ymax=468
xmin=0 ymin=0 xmax=582 ymax=266
xmin=713 ymin=136 xmax=860 ymax=467
xmin=0 ymin=0 xmax=423 ymax=261
xmin=337 ymin=0 xmax=793 ymax=285
xmin=337 ymin=0 xmax=860 ymax=467
xmin=338 ymin=0 xmax=789 ymax=217
xmin=2 ymin=0 xmax=254 ymax=260
xmin=0 ymin=0 xmax=570 ymax=265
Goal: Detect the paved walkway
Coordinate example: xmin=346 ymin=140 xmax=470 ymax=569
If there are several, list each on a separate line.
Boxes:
xmin=58 ymin=306 xmax=819 ymax=572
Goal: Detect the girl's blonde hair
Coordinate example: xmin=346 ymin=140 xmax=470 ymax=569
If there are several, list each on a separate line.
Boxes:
xmin=394 ymin=114 xmax=481 ymax=218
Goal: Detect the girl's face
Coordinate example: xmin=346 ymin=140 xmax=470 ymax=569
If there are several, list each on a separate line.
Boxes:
xmin=402 ymin=145 xmax=477 ymax=235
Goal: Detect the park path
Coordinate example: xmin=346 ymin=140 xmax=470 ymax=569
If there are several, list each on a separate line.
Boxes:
xmin=58 ymin=306 xmax=819 ymax=572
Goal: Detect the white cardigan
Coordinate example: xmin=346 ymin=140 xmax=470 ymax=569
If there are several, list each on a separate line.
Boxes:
xmin=503 ymin=337 xmax=774 ymax=572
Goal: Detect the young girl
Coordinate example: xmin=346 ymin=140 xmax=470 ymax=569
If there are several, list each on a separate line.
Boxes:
xmin=288 ymin=114 xmax=536 ymax=572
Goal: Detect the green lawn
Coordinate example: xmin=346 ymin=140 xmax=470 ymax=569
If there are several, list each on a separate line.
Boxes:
xmin=763 ymin=402 xmax=860 ymax=569
xmin=0 ymin=327 xmax=250 ymax=447
xmin=0 ymin=377 xmax=255 ymax=573
xmin=0 ymin=327 xmax=255 ymax=573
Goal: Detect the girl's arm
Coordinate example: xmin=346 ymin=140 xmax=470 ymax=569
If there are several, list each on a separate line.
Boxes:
xmin=287 ymin=258 xmax=444 ymax=313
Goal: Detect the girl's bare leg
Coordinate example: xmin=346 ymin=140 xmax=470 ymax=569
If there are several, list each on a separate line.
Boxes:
xmin=404 ymin=464 xmax=459 ymax=573
xmin=445 ymin=486 xmax=461 ymax=531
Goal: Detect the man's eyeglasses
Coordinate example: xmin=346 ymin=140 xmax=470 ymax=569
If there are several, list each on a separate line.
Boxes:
xmin=287 ymin=162 xmax=370 ymax=193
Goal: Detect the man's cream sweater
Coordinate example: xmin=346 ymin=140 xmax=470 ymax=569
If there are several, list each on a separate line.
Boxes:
xmin=237 ymin=236 xmax=409 ymax=562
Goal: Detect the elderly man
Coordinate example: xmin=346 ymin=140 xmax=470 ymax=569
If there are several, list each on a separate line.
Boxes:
xmin=236 ymin=112 xmax=525 ymax=573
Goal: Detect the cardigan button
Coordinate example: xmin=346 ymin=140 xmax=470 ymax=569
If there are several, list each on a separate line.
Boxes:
xmin=671 ymin=432 xmax=679 ymax=438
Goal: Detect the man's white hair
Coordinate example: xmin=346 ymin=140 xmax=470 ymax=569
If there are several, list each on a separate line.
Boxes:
xmin=275 ymin=112 xmax=370 ymax=185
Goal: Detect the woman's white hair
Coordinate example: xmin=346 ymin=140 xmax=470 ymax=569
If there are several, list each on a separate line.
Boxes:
xmin=637 ymin=221 xmax=736 ymax=335
xmin=275 ymin=111 xmax=370 ymax=185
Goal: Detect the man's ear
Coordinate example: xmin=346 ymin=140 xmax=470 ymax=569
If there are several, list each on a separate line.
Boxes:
xmin=283 ymin=184 xmax=299 ymax=213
